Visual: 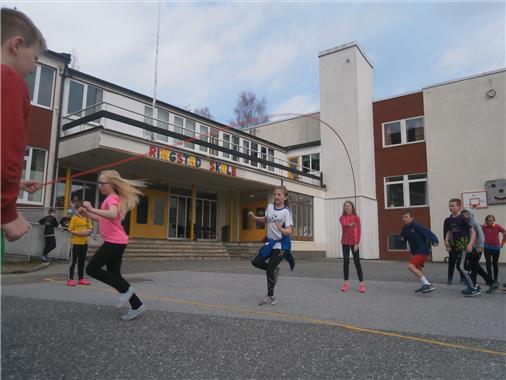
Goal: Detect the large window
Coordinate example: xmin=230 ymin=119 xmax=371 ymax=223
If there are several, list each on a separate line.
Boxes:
xmin=67 ymin=80 xmax=103 ymax=116
xmin=387 ymin=234 xmax=408 ymax=251
xmin=157 ymin=109 xmax=170 ymax=142
xmin=199 ymin=125 xmax=209 ymax=153
xmin=25 ymin=64 xmax=56 ymax=108
xmin=383 ymin=116 xmax=424 ymax=147
xmin=385 ymin=173 xmax=427 ymax=209
xmin=289 ymin=192 xmax=313 ymax=241
xmin=185 ymin=119 xmax=195 ymax=149
xmin=242 ymin=140 xmax=250 ymax=164
xmin=222 ymin=133 xmax=231 ymax=159
xmin=267 ymin=148 xmax=275 ymax=172
xmin=232 ymin=136 xmax=240 ymax=162
xmin=301 ymin=153 xmax=320 ymax=173
xmin=18 ymin=147 xmax=47 ymax=204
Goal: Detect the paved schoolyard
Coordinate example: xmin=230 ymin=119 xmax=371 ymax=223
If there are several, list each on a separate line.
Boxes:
xmin=2 ymin=258 xmax=505 ymax=379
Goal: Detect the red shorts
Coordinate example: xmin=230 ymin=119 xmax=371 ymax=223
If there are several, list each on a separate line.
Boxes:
xmin=410 ymin=254 xmax=428 ymax=269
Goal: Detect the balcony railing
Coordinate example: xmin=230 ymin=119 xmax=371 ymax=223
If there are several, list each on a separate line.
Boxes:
xmin=62 ymin=102 xmax=323 ymax=187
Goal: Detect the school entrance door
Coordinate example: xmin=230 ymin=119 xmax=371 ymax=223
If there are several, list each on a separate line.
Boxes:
xmin=132 ymin=189 xmax=168 ymax=239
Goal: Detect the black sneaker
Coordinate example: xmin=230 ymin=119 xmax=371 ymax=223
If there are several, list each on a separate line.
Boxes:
xmin=414 ymin=285 xmax=425 ymax=293
xmin=421 ymin=284 xmax=435 ymax=293
xmin=486 ymin=282 xmax=500 ymax=293
xmin=464 ymin=287 xmax=480 ymax=297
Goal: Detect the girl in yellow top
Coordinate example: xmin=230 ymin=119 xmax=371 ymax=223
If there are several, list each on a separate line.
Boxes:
xmin=67 ymin=200 xmax=93 ymax=286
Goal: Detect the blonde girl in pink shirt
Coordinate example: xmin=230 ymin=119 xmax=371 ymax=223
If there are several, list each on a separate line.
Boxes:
xmin=82 ymin=170 xmax=146 ymax=321
xmin=339 ymin=200 xmax=365 ymax=293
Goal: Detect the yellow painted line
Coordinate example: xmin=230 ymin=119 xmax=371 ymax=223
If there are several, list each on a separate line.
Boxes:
xmin=43 ymin=277 xmax=506 ymax=357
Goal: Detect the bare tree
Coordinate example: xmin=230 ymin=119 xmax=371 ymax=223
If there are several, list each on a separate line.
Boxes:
xmin=193 ymin=107 xmax=213 ymax=120
xmin=231 ymin=90 xmax=269 ymax=129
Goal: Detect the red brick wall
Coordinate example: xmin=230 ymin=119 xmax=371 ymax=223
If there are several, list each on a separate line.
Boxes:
xmin=373 ymin=92 xmax=431 ymax=260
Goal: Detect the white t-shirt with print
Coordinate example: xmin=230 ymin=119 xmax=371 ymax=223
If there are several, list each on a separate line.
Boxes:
xmin=265 ymin=203 xmax=293 ymax=249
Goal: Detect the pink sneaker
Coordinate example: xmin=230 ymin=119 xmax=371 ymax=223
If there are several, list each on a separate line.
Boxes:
xmin=359 ymin=284 xmax=366 ymax=293
xmin=67 ymin=279 xmax=76 ymax=286
xmin=78 ymin=278 xmax=90 ymax=285
xmin=340 ymin=283 xmax=350 ymax=292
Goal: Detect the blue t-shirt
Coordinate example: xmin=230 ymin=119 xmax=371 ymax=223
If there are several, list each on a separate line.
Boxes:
xmin=443 ymin=215 xmax=472 ymax=251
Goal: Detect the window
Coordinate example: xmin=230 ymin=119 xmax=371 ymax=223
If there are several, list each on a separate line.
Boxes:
xmin=260 ymin=146 xmax=267 ymax=169
xmin=18 ymin=147 xmax=47 ymax=204
xmin=267 ymin=148 xmax=274 ymax=171
xmin=301 ymin=153 xmax=320 ymax=173
xmin=222 ymin=133 xmax=230 ymax=159
xmin=385 ymin=173 xmax=427 ymax=208
xmin=383 ymin=117 xmax=424 ymax=147
xmin=199 ymin=125 xmax=209 ymax=153
xmin=250 ymin=143 xmax=258 ymax=167
xmin=288 ymin=157 xmax=299 ymax=180
xmin=185 ymin=119 xmax=195 ymax=149
xmin=174 ymin=116 xmax=184 ymax=146
xmin=387 ymin=234 xmax=408 ymax=251
xmin=67 ymin=80 xmax=103 ymax=116
xmin=289 ymin=192 xmax=313 ymax=240
xmin=242 ymin=140 xmax=250 ymax=164
xmin=25 ymin=64 xmax=56 ymax=108
xmin=209 ymin=127 xmax=219 ymax=155
xmin=157 ymin=109 xmax=170 ymax=142
xmin=232 ymin=136 xmax=240 ymax=162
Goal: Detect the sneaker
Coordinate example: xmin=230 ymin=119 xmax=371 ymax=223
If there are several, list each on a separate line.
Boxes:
xmin=414 ymin=285 xmax=425 ymax=293
xmin=116 ymin=287 xmax=135 ymax=308
xmin=463 ymin=287 xmax=480 ymax=297
xmin=485 ymin=282 xmax=500 ymax=294
xmin=258 ymin=296 xmax=276 ymax=306
xmin=78 ymin=278 xmax=90 ymax=286
xmin=421 ymin=284 xmax=435 ymax=293
xmin=340 ymin=283 xmax=350 ymax=292
xmin=121 ymin=305 xmax=146 ymax=321
xmin=67 ymin=279 xmax=76 ymax=286
xmin=359 ymin=284 xmax=366 ymax=293
xmin=41 ymin=256 xmax=49 ymax=262
xmin=447 ymin=278 xmax=453 ymax=285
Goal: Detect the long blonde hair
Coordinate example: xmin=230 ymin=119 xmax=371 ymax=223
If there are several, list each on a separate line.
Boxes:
xmin=100 ymin=170 xmax=145 ymax=217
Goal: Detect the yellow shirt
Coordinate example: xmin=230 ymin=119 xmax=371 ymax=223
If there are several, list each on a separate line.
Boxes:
xmin=68 ymin=214 xmax=93 ymax=245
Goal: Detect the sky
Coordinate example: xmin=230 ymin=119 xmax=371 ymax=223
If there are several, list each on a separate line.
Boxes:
xmin=4 ymin=1 xmax=505 ymax=125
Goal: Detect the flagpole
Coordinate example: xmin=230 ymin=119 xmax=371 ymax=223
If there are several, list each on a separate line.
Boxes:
xmin=151 ymin=0 xmax=162 ymax=139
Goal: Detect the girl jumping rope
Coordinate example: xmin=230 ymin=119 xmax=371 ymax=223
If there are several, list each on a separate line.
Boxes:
xmin=250 ymin=186 xmax=295 ymax=306
xmin=82 ymin=170 xmax=146 ymax=320
xmin=340 ymin=200 xmax=366 ymax=293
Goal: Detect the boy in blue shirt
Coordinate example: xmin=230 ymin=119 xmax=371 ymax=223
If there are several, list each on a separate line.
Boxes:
xmin=400 ymin=209 xmax=439 ymax=293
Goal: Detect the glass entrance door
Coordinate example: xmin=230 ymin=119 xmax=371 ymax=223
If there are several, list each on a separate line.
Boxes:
xmin=195 ymin=198 xmax=217 ymax=240
xmin=169 ymin=195 xmax=192 ymax=239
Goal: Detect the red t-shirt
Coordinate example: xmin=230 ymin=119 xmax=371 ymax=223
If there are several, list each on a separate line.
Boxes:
xmin=1 ymin=65 xmax=31 ymax=224
xmin=340 ymin=214 xmax=361 ymax=245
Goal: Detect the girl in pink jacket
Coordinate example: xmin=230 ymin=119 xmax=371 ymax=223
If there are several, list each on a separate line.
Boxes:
xmin=339 ymin=201 xmax=365 ymax=293
xmin=482 ymin=215 xmax=506 ymax=284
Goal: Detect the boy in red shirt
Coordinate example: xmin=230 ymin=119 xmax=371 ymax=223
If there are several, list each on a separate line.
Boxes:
xmin=1 ymin=8 xmax=46 ymax=251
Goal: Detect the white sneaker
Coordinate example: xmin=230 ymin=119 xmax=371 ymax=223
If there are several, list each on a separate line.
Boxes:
xmin=258 ymin=296 xmax=277 ymax=306
xmin=121 ymin=305 xmax=146 ymax=321
xmin=116 ymin=287 xmax=135 ymax=308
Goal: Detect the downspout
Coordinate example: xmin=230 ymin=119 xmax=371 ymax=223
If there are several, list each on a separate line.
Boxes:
xmin=49 ymin=57 xmax=70 ymax=206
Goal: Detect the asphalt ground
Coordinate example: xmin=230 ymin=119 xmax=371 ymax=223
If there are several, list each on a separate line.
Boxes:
xmin=2 ymin=258 xmax=505 ymax=379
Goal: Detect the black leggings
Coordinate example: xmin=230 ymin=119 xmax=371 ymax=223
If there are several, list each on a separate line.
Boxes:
xmin=484 ymin=248 xmax=500 ymax=282
xmin=342 ymin=245 xmax=363 ymax=282
xmin=252 ymin=249 xmax=285 ymax=297
xmin=447 ymin=248 xmax=464 ymax=281
xmin=69 ymin=244 xmax=87 ymax=280
xmin=42 ymin=236 xmax=56 ymax=257
xmin=467 ymin=250 xmax=492 ymax=286
xmin=86 ymin=242 xmax=142 ymax=309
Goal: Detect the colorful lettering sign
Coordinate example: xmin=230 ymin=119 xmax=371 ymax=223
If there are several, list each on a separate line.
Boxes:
xmin=209 ymin=161 xmax=237 ymax=176
xmin=149 ymin=146 xmax=201 ymax=168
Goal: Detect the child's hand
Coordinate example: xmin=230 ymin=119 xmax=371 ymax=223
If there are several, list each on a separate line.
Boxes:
xmin=349 ymin=222 xmax=355 ymax=227
xmin=248 ymin=211 xmax=255 ymax=219
xmin=433 ymin=243 xmax=439 ymax=247
xmin=19 ymin=180 xmax=42 ymax=193
xmin=275 ymin=221 xmax=283 ymax=231
xmin=2 ymin=214 xmax=31 ymax=241
xmin=353 ymin=244 xmax=359 ymax=252
xmin=466 ymin=243 xmax=473 ymax=253
xmin=82 ymin=201 xmax=92 ymax=210
xmin=445 ymin=243 xmax=451 ymax=252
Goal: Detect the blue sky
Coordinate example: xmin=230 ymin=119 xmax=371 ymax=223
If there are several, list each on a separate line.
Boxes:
xmin=5 ymin=1 xmax=505 ymax=125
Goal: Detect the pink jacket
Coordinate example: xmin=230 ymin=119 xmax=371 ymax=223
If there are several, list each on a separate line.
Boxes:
xmin=340 ymin=214 xmax=361 ymax=245
xmin=482 ymin=223 xmax=506 ymax=249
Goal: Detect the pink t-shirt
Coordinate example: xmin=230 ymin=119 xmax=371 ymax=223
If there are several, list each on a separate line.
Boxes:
xmin=99 ymin=194 xmax=128 ymax=244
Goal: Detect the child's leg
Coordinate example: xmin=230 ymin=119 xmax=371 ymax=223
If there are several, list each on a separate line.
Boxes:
xmin=468 ymin=250 xmax=479 ymax=285
xmin=492 ymin=251 xmax=500 ymax=282
xmin=484 ymin=249 xmax=493 ymax=281
xmin=351 ymin=248 xmax=364 ymax=282
xmin=251 ymin=253 xmax=268 ymax=271
xmin=42 ymin=236 xmax=56 ymax=258
xmin=266 ymin=250 xmax=284 ymax=297
xmin=86 ymin=243 xmax=130 ymax=292
xmin=342 ymin=245 xmax=351 ymax=282
xmin=458 ymin=251 xmax=474 ymax=288
xmin=106 ymin=252 xmax=143 ymax=309
xmin=69 ymin=245 xmax=78 ymax=280
xmin=77 ymin=244 xmax=87 ymax=280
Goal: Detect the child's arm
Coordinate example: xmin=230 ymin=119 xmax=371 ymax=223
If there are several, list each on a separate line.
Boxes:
xmin=467 ymin=227 xmax=476 ymax=253
xmin=248 ymin=211 xmax=266 ymax=222
xmin=83 ymin=201 xmax=118 ymax=220
xmin=2 ymin=214 xmax=31 ymax=242
xmin=444 ymin=231 xmax=452 ymax=252
xmin=498 ymin=225 xmax=506 ymax=248
xmin=80 ymin=209 xmax=101 ymax=222
xmin=275 ymin=223 xmax=293 ymax=236
xmin=417 ymin=223 xmax=439 ymax=246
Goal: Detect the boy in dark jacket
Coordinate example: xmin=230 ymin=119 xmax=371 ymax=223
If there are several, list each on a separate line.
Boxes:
xmin=400 ymin=209 xmax=439 ymax=293
xmin=39 ymin=208 xmax=59 ymax=262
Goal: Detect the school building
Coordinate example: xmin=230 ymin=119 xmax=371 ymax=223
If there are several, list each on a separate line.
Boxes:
xmin=10 ymin=42 xmax=506 ymax=262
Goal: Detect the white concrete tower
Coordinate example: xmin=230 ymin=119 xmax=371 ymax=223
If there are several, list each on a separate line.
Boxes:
xmin=319 ymin=42 xmax=379 ymax=259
